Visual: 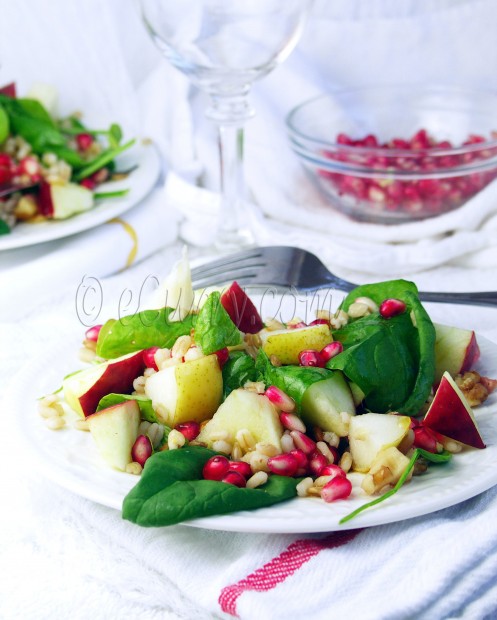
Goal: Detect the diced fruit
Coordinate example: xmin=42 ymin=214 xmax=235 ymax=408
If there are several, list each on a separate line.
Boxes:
xmin=260 ymin=324 xmax=332 ymax=365
xmin=203 ymin=455 xmax=230 ymax=481
xmin=131 ymin=434 xmax=153 ymax=466
xmin=412 ymin=426 xmax=440 ymax=453
xmin=423 ymin=371 xmax=485 ymax=449
xmin=228 ymin=461 xmax=252 ymax=479
xmin=0 ymin=82 xmax=16 ymax=98
xmin=300 ymin=371 xmax=355 ymax=436
xmin=320 ymin=341 xmax=343 ymax=362
xmin=220 ymin=281 xmax=264 ymax=334
xmin=349 ymin=382 xmax=366 ymax=407
xmin=433 ymin=323 xmax=480 ymax=385
xmin=87 ymin=400 xmax=141 ymax=471
xmin=307 ymin=451 xmax=328 ymax=477
xmin=149 ymin=246 xmax=194 ymax=321
xmin=175 ymin=420 xmax=201 ymax=442
xmin=267 ymin=453 xmax=299 ymax=476
xmin=222 ymin=471 xmax=246 ymax=487
xmin=321 ymin=476 xmax=352 ymax=502
xmin=362 ymin=446 xmax=410 ymax=495
xmin=63 ymin=350 xmax=146 ymax=417
xmin=265 ymin=386 xmax=296 ymax=413
xmin=26 ymin=82 xmax=58 ymax=116
xmin=197 ymin=389 xmax=283 ymax=451
xmin=348 ymin=412 xmax=411 ymax=472
xmin=144 ymin=354 xmax=223 ymax=427
xmin=290 ymin=430 xmax=316 ymax=455
xmin=298 ymin=349 xmax=325 ymax=367
xmin=38 ymin=180 xmax=94 ymax=219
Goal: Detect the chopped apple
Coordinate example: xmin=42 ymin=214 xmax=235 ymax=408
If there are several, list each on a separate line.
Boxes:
xmin=220 ymin=281 xmax=264 ymax=334
xmin=27 ymin=82 xmax=59 ymax=116
xmin=63 ymin=350 xmax=146 ymax=417
xmin=434 ymin=323 xmax=480 ymax=385
xmin=38 ymin=180 xmax=94 ymax=220
xmin=197 ymin=388 xmax=283 ymax=450
xmin=300 ymin=371 xmax=355 ymax=436
xmin=148 ymin=246 xmax=195 ymax=320
xmin=423 ymin=371 xmax=485 ymax=449
xmin=348 ymin=413 xmax=411 ymax=472
xmin=144 ymin=354 xmax=222 ymax=426
xmin=87 ymin=400 xmax=141 ymax=471
xmin=260 ymin=323 xmax=332 ymax=365
xmin=361 ymin=446 xmax=411 ymax=495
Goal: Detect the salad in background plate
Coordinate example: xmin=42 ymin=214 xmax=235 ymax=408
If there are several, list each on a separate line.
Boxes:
xmin=0 ymin=81 xmax=135 ymax=235
xmin=38 ymin=252 xmax=497 ymax=527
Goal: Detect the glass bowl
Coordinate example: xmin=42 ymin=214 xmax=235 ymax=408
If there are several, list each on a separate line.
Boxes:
xmin=286 ymin=85 xmax=497 ymax=224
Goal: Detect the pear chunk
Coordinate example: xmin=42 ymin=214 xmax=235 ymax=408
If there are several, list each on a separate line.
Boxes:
xmin=349 ymin=413 xmax=411 ymax=472
xmin=300 ymin=372 xmax=355 ymax=436
xmin=144 ymin=354 xmax=222 ymax=426
xmin=87 ymin=400 xmax=141 ymax=471
xmin=260 ymin=324 xmax=332 ymax=365
xmin=197 ymin=388 xmax=283 ymax=450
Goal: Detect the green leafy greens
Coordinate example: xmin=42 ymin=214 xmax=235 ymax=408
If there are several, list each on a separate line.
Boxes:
xmin=122 ymin=446 xmax=299 ymax=526
xmin=194 ymin=291 xmax=242 ymax=355
xmin=329 ymin=280 xmax=436 ymax=416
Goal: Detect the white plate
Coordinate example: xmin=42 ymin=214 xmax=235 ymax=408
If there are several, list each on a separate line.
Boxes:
xmin=7 ymin=308 xmax=497 ymax=533
xmin=0 ymin=141 xmax=161 ymax=250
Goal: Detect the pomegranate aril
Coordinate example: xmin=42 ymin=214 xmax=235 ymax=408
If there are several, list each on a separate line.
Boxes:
xmin=19 ymin=156 xmax=41 ymax=181
xmin=76 ymin=133 xmax=94 ymax=151
xmin=289 ymin=448 xmax=308 ymax=470
xmin=321 ymin=476 xmax=352 ymax=503
xmin=290 ymin=430 xmax=316 ymax=455
xmin=143 ymin=346 xmax=160 ymax=371
xmin=175 ymin=421 xmax=200 ymax=442
xmin=85 ymin=324 xmax=102 ymax=342
xmin=298 ymin=349 xmax=325 ymax=368
xmin=203 ymin=455 xmax=230 ymax=481
xmin=413 ymin=426 xmax=441 ymax=453
xmin=131 ymin=434 xmax=153 ymax=466
xmin=267 ymin=453 xmax=299 ymax=477
xmin=80 ymin=178 xmax=96 ymax=190
xmin=215 ymin=347 xmax=229 ymax=368
xmin=309 ymin=318 xmax=330 ymax=327
xmin=307 ymin=451 xmax=328 ymax=477
xmin=379 ymin=298 xmax=406 ymax=319
xmin=228 ymin=461 xmax=253 ymax=479
xmin=265 ymin=386 xmax=296 ymax=413
xmin=279 ymin=412 xmax=306 ymax=433
xmin=222 ymin=470 xmax=246 ymax=487
xmin=321 ymin=464 xmax=346 ymax=479
xmin=320 ymin=341 xmax=343 ymax=362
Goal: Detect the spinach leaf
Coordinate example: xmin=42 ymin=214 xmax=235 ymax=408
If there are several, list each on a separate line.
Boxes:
xmin=194 ymin=291 xmax=242 ymax=355
xmin=0 ymin=104 xmax=9 ymax=143
xmin=96 ymin=307 xmax=195 ymax=359
xmin=256 ymin=349 xmax=331 ymax=411
xmin=0 ymin=219 xmax=10 ymax=235
xmin=222 ymin=351 xmax=262 ymax=398
xmin=330 ymin=281 xmax=435 ymax=416
xmin=96 ymin=393 xmax=163 ymax=425
xmin=122 ymin=446 xmax=299 ymax=526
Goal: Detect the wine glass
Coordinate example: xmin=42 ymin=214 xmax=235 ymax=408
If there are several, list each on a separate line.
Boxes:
xmin=139 ymin=0 xmax=314 ymax=250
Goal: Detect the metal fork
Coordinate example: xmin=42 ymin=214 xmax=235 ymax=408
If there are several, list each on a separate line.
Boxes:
xmin=191 ymin=245 xmax=497 ymax=307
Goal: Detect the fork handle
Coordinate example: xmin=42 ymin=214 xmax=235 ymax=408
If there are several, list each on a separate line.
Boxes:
xmin=418 ymin=290 xmax=497 ymax=307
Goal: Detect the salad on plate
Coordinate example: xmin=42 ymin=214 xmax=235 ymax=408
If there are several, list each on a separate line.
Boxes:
xmin=38 ymin=252 xmax=497 ymax=527
xmin=0 ymin=81 xmax=134 ymax=235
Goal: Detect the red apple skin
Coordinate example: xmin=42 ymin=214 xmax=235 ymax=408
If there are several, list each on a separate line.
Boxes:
xmin=0 ymin=82 xmax=16 ymax=97
xmin=38 ymin=181 xmax=54 ymax=217
xmin=423 ymin=373 xmax=485 ymax=449
xmin=434 ymin=324 xmax=481 ymax=385
xmin=220 ymin=281 xmax=264 ymax=334
xmin=79 ymin=351 xmax=146 ymax=417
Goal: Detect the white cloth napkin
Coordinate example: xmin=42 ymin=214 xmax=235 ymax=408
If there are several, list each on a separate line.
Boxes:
xmin=0 ymin=188 xmax=180 ymax=321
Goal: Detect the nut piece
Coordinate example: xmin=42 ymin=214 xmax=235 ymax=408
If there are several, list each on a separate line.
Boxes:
xmin=455 ymin=371 xmax=492 ymax=407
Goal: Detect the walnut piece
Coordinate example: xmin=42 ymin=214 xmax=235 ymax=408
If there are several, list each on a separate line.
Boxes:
xmin=454 ymin=371 xmax=496 ymax=407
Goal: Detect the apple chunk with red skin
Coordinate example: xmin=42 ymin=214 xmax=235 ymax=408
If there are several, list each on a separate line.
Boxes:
xmin=87 ymin=400 xmax=141 ymax=471
xmin=63 ymin=350 xmax=146 ymax=417
xmin=220 ymin=281 xmax=263 ymax=334
xmin=423 ymin=371 xmax=485 ymax=449
xmin=434 ymin=323 xmax=480 ymax=385
xmin=38 ymin=180 xmax=94 ymax=220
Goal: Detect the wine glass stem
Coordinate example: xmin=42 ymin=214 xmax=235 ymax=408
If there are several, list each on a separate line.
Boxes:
xmin=207 ymin=93 xmax=254 ymax=247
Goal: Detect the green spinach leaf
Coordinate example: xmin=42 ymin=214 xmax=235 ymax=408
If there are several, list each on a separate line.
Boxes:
xmin=194 ymin=291 xmax=242 ymax=355
xmin=330 ymin=281 xmax=435 ymax=416
xmin=122 ymin=446 xmax=299 ymax=526
xmin=96 ymin=393 xmax=164 ymax=425
xmin=222 ymin=351 xmax=262 ymax=398
xmin=0 ymin=219 xmax=10 ymax=235
xmin=256 ymin=349 xmax=331 ymax=411
xmin=96 ymin=307 xmax=196 ymax=359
